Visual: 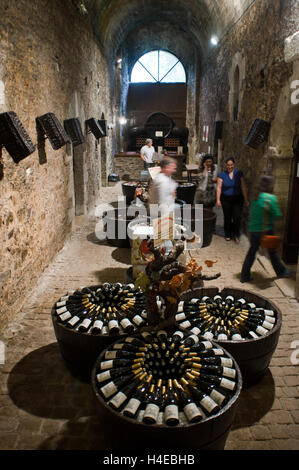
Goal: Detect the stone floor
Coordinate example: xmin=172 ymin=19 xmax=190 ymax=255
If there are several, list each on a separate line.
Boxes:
xmin=0 ymin=182 xmax=298 ymax=451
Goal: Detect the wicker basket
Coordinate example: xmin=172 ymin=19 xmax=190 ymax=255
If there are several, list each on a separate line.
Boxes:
xmin=0 ymin=111 xmax=36 ymax=163
xmin=245 ymin=119 xmax=270 ymax=149
xmin=36 ymin=112 xmax=70 ymax=150
xmin=85 ymin=118 xmax=105 ymax=139
xmin=64 ymin=118 xmax=85 ymax=146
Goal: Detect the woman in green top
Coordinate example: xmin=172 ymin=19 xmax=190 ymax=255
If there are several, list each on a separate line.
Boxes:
xmin=240 ymin=175 xmax=292 ymax=283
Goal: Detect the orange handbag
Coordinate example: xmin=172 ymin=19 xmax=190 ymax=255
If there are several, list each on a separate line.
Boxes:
xmin=260 ymin=198 xmax=280 ymax=251
xmin=260 ymin=234 xmax=280 ymax=251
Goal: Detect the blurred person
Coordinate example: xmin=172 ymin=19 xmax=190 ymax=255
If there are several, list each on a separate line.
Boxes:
xmin=240 ymin=175 xmax=294 ymax=283
xmin=217 ymin=157 xmax=249 ymax=243
xmin=149 ymin=156 xmax=178 ymax=217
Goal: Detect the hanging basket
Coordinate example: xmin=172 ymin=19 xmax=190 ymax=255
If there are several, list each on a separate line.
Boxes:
xmin=64 ymin=118 xmax=85 ymax=146
xmin=0 ymin=111 xmax=36 ymax=163
xmin=36 ymin=112 xmax=70 ymax=150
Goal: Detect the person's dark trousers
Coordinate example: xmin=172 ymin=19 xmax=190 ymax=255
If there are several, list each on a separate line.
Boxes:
xmin=220 ymin=194 xmax=243 ymax=239
xmin=241 ymin=231 xmax=287 ymax=281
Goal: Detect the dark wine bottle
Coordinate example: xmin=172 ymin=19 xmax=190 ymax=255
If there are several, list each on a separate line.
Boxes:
xmin=188 ymin=383 xmax=220 ymax=416
xmin=164 ymin=379 xmax=179 ymax=426
xmin=104 ymin=349 xmax=145 ymax=360
xmin=109 ymin=375 xmax=144 ymax=410
xmin=191 ymin=371 xmax=236 ymax=391
xmin=99 ymin=358 xmax=143 ymax=371
xmin=96 ymin=366 xmax=132 ymax=384
xmin=173 ymin=380 xmax=202 ymax=423
xmin=99 ymin=372 xmax=138 ymax=399
xmin=143 ymin=380 xmax=162 ymax=424
xmin=122 ymin=376 xmax=152 ymax=418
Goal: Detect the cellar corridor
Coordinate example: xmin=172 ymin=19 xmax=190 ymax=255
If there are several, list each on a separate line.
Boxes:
xmin=0 ymin=184 xmax=298 ymax=451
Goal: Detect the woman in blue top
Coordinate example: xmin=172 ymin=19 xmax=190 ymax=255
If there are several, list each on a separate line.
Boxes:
xmin=217 ymin=157 xmax=249 ymax=243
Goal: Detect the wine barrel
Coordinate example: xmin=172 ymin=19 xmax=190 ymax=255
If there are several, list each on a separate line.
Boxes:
xmin=122 ymin=182 xmax=149 ymax=205
xmin=91 ymin=339 xmax=242 ymax=450
xmin=51 ymin=307 xmax=121 ymax=382
xmin=176 ymin=182 xmax=197 ymax=205
xmin=103 ymin=208 xmax=139 ymax=248
xmin=177 ymin=207 xmax=216 ymax=248
xmin=180 ymin=287 xmax=282 ymax=387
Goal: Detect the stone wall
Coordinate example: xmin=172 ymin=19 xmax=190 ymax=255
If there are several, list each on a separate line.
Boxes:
xmin=114 ymin=156 xmax=144 ymax=180
xmin=0 ymin=0 xmax=112 ymax=332
xmin=196 ymin=0 xmax=298 ymax=238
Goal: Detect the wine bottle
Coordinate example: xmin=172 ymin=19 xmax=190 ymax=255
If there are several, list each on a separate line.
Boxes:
xmin=189 ymin=362 xmax=236 ymax=379
xmin=187 ymin=382 xmax=220 ymax=416
xmin=227 ymin=325 xmax=243 ymax=340
xmin=99 ymin=372 xmax=138 ymax=399
xmin=190 ymin=371 xmax=236 ymax=391
xmin=224 ymin=295 xmax=234 ymax=311
xmin=213 ymin=295 xmax=223 ymax=308
xmin=173 ymin=380 xmax=202 ymax=423
xmin=180 ymin=334 xmax=200 ymax=348
xmin=96 ymin=366 xmax=132 ymax=384
xmin=104 ymin=350 xmax=145 ymax=360
xmin=186 ymin=355 xmax=233 ymax=368
xmin=77 ymin=311 xmax=96 ymax=332
xmin=164 ymin=379 xmax=179 ymax=426
xmin=109 ymin=375 xmax=145 ymax=410
xmin=65 ymin=309 xmax=90 ymax=328
xmin=124 ymin=336 xmax=146 ymax=347
xmin=143 ymin=381 xmax=162 ymax=424
xmin=216 ymin=321 xmax=228 ymax=341
xmin=107 ymin=312 xmax=120 ymax=335
xmin=99 ymin=358 xmax=143 ymax=370
xmin=112 ymin=342 xmax=147 ymax=353
xmin=169 ymin=330 xmax=185 ymax=349
xmin=181 ymin=340 xmax=213 ymax=353
xmin=122 ymin=377 xmax=152 ymax=418
xmin=157 ymin=384 xmax=167 ymax=425
xmin=157 ymin=330 xmax=168 ymax=349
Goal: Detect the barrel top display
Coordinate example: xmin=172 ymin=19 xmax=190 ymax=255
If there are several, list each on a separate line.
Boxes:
xmin=91 ymin=330 xmax=242 ymax=430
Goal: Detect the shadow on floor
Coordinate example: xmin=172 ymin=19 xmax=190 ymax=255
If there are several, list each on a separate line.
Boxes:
xmin=111 ymin=247 xmax=131 ymax=265
xmin=91 ymin=267 xmax=129 ymax=283
xmin=232 ymin=369 xmax=275 ymax=429
xmin=232 ymin=271 xmax=277 ymax=290
xmin=86 ymin=232 xmax=110 ymax=246
xmin=8 ymin=343 xmax=96 ymax=420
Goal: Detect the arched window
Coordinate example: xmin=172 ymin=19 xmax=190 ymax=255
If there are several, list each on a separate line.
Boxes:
xmin=131 ymin=50 xmax=186 ymax=83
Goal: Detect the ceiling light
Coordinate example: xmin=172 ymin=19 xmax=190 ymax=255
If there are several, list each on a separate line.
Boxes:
xmin=119 ymin=117 xmax=127 ymax=125
xmin=210 ymin=35 xmax=219 ymax=46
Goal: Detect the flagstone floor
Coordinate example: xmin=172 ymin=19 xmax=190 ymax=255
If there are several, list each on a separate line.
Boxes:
xmin=0 ymin=182 xmax=298 ymax=450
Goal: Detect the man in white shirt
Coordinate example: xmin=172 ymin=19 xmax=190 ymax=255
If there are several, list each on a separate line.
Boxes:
xmin=149 ymin=156 xmax=178 ymax=217
xmin=140 ymin=138 xmax=155 ymax=170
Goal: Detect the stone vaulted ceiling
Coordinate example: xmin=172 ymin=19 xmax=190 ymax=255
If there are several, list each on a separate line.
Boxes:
xmin=84 ymin=0 xmax=255 ymax=57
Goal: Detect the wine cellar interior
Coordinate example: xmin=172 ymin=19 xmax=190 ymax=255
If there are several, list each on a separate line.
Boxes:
xmin=0 ymin=0 xmax=299 ymax=454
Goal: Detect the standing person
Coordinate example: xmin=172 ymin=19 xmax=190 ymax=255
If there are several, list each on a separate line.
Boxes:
xmin=217 ymin=157 xmax=249 ymax=243
xmin=149 ymin=156 xmax=178 ymax=217
xmin=140 ymin=138 xmax=155 ymax=171
xmin=195 ymin=154 xmax=218 ymax=208
xmin=240 ymin=175 xmax=294 ymax=283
